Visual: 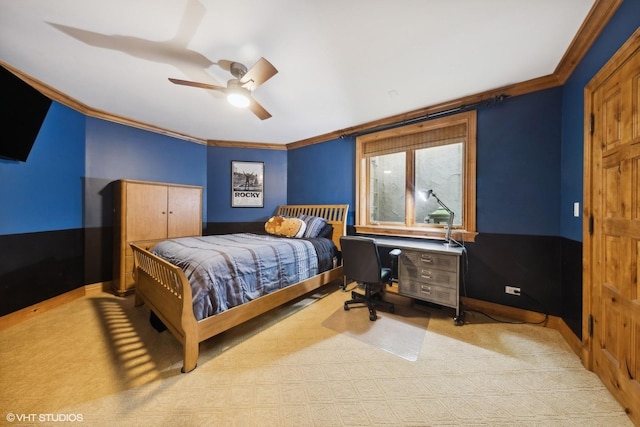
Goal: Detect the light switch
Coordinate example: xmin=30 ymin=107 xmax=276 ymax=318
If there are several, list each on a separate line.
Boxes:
xmin=573 ymin=202 xmax=580 ymax=217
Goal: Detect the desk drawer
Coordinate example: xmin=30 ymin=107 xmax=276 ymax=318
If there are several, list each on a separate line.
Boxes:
xmin=401 ymin=250 xmax=458 ymax=273
xmin=399 ymin=264 xmax=457 ymax=289
xmin=399 ymin=282 xmax=457 ymax=307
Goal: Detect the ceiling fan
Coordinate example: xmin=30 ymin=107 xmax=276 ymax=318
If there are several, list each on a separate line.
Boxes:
xmin=169 ymin=57 xmax=278 ymax=120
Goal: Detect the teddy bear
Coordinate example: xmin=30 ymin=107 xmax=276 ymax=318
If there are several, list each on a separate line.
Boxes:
xmin=264 ymin=216 xmax=306 ymax=238
xmin=264 ymin=215 xmax=284 ymax=234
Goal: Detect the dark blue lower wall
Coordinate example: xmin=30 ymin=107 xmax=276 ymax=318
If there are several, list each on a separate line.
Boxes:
xmin=561 ymin=238 xmax=582 ymax=336
xmin=463 ymin=234 xmax=581 ymax=336
xmin=0 ymin=229 xmax=84 ymax=316
xmin=463 ymin=234 xmax=562 ymax=314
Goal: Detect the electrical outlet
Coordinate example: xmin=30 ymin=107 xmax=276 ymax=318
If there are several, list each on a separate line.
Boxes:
xmin=505 ymin=285 xmax=521 ymax=296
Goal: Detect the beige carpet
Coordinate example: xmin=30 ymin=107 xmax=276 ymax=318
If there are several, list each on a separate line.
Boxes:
xmin=0 ymin=282 xmax=634 ymax=426
xmin=322 ymin=291 xmax=430 ymax=361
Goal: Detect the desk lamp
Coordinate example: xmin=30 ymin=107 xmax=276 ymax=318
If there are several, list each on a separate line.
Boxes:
xmin=422 ymin=189 xmax=455 ymax=247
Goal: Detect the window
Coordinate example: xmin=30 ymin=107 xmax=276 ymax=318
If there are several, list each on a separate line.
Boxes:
xmin=355 ymin=110 xmax=477 ymax=242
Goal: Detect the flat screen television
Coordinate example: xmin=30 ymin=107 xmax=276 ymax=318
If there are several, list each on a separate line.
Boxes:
xmin=0 ymin=66 xmax=52 ymax=162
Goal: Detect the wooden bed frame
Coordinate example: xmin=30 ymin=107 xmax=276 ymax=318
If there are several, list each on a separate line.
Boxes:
xmin=130 ymin=204 xmax=349 ymax=373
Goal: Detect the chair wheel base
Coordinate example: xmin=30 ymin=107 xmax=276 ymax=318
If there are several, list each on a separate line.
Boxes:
xmin=343 ymin=289 xmax=394 ymax=321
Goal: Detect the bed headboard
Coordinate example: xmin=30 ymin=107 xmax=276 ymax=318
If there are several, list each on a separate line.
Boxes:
xmin=275 ymin=204 xmax=349 ymax=250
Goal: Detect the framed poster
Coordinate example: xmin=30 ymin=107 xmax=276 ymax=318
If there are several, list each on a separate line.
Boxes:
xmin=231 ymin=161 xmax=264 ymax=207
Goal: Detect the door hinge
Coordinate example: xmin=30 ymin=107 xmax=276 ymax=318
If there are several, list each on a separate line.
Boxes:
xmin=590 ymin=113 xmax=594 ymax=135
xmin=588 ymin=215 xmax=594 ymax=235
xmin=588 ymin=314 xmax=594 ymax=338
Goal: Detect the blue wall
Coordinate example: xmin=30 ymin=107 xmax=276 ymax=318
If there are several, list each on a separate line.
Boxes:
xmin=85 ymin=118 xmax=207 ymax=186
xmin=84 ymin=117 xmax=208 ymax=228
xmin=0 ymin=103 xmax=85 ymax=235
xmin=207 ymin=146 xmax=287 ymax=222
xmin=477 ymin=87 xmax=562 ymax=235
xmin=287 ymin=137 xmax=356 ymax=224
xmin=285 ymin=89 xmax=564 ymax=236
xmin=560 ymin=0 xmax=640 ymax=241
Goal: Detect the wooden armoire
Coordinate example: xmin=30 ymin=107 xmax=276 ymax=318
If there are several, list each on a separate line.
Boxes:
xmin=113 ymin=179 xmax=203 ymax=296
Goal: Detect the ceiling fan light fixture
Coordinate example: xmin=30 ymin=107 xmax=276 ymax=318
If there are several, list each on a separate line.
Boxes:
xmin=227 ymin=83 xmax=251 ymax=108
xmin=227 ymin=91 xmax=250 ymax=108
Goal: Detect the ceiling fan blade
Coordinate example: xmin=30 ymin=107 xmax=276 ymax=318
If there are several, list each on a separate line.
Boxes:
xmin=240 ymin=57 xmax=278 ymax=90
xmin=168 ymin=77 xmax=225 ymax=91
xmin=248 ymin=98 xmax=272 ymax=120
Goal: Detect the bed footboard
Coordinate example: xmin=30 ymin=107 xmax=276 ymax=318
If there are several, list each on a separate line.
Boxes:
xmin=130 ymin=243 xmax=199 ymax=373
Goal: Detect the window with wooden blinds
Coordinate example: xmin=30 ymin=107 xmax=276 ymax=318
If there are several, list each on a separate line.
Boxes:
xmin=362 ymin=123 xmax=467 ymax=157
xmin=355 ymin=110 xmax=477 ymax=242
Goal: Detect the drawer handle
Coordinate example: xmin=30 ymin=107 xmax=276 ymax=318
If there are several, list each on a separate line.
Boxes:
xmin=420 ymin=273 xmax=432 ymax=280
xmin=420 ymin=254 xmax=433 ymax=262
xmin=420 ymin=285 xmax=431 ymax=294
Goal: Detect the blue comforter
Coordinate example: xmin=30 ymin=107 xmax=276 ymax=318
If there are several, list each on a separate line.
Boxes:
xmin=152 ymin=233 xmax=336 ymax=321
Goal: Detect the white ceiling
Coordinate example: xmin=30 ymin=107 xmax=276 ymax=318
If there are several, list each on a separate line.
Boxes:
xmin=0 ymin=0 xmax=596 ymax=145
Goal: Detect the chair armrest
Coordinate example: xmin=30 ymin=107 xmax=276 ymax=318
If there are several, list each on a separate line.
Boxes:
xmin=388 ymin=248 xmax=402 ymax=282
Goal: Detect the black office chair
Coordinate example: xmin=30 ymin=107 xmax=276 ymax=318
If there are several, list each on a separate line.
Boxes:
xmin=340 ymin=236 xmax=400 ymax=321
